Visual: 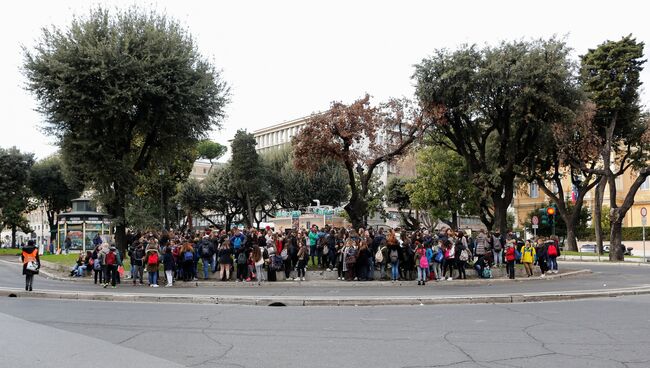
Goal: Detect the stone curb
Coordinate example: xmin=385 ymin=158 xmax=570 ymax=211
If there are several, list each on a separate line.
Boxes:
xmin=3 ymin=280 xmax=649 ymax=307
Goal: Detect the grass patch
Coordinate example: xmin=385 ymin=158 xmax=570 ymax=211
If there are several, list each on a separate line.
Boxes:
xmin=0 ymin=248 xmax=23 ymax=256
xmin=561 ymin=251 xmax=641 ymax=259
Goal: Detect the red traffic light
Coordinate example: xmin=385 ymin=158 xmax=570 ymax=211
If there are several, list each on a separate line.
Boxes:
xmin=546 ymin=207 xmax=556 ymax=216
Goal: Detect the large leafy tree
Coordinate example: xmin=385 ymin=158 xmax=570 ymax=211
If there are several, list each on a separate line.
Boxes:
xmin=406 ymin=146 xmax=481 ymax=229
xmin=0 ymin=147 xmax=35 ymax=247
xmin=414 ymin=39 xmax=580 ymax=234
xmin=576 ymin=35 xmax=649 ymax=260
xmin=28 ymin=155 xmax=83 ymax=242
xmin=23 ymin=7 xmax=229 ymax=252
xmin=293 ymin=95 xmax=429 ymax=229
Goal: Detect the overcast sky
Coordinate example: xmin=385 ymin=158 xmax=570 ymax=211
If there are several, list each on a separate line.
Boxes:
xmin=1 ymin=0 xmax=649 ymax=160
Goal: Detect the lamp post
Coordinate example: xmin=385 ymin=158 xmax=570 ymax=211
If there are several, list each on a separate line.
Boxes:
xmin=159 ymin=169 xmax=165 ymax=231
xmin=176 ymin=203 xmax=182 ymax=230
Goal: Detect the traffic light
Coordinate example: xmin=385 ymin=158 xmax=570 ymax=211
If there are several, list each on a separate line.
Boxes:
xmin=539 ymin=208 xmax=549 ymax=225
xmin=546 ymin=206 xmax=556 ymax=226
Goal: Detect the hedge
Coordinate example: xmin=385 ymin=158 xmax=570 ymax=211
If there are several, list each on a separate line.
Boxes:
xmin=579 ymin=227 xmax=649 ymax=241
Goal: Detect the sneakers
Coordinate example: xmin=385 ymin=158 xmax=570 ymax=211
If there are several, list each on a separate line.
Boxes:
xmin=293 ymin=277 xmax=299 ymax=281
xmin=301 ymin=277 xmax=305 ymax=281
xmin=245 ymin=278 xmax=251 ymax=282
xmin=326 ymin=268 xmax=331 ymax=272
xmin=337 ymin=277 xmax=341 ymax=280
xmin=541 ymin=274 xmax=546 ymax=278
xmin=333 ymin=267 xmax=338 ymax=271
xmin=165 ymin=283 xmax=172 ymax=287
xmin=111 ymin=286 xmax=116 ymax=289
xmin=152 ymin=284 xmax=159 ymax=288
xmin=417 ymin=281 xmax=422 ymax=285
xmin=447 ymin=277 xmax=453 ymax=281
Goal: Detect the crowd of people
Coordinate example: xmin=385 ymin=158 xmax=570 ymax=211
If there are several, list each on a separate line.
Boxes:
xmin=65 ymin=225 xmax=562 ymax=288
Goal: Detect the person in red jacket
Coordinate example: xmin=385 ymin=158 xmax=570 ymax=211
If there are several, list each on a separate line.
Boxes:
xmin=505 ymin=242 xmax=517 ymax=279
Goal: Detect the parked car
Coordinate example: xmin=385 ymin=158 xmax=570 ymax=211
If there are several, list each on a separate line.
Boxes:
xmin=602 ymin=244 xmax=633 ymax=255
xmin=579 ymin=244 xmax=596 ymax=253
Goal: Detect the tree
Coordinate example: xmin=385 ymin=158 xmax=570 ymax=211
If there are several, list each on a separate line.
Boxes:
xmin=576 ymin=35 xmax=649 ymax=260
xmin=0 ymin=147 xmax=35 ymax=247
xmin=24 ymin=7 xmax=229 ymax=252
xmin=29 ymin=155 xmax=83 ymax=243
xmin=197 ymin=139 xmax=227 ymax=173
xmin=230 ymin=130 xmax=271 ymax=227
xmin=293 ymin=95 xmax=429 ymax=229
xmin=406 ymin=146 xmax=481 ymax=229
xmin=522 ymin=102 xmax=602 ymax=251
xmin=261 ymin=146 xmax=350 ymax=210
xmin=414 ymin=39 xmax=580 ymax=234
xmin=386 ymin=177 xmax=419 ymax=230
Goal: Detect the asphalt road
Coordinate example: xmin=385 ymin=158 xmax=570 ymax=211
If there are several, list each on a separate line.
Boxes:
xmin=1 ymin=257 xmax=649 ymax=297
xmin=2 ymin=295 xmax=650 ymax=368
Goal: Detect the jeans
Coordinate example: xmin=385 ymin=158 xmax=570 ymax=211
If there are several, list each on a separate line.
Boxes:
xmin=94 ymin=268 xmax=103 ymax=284
xmin=548 ymin=256 xmax=558 ymax=271
xmin=202 ymin=258 xmax=213 ymax=279
xmin=367 ymin=258 xmax=374 ymax=281
xmin=391 ymin=260 xmax=399 ymax=280
xmin=149 ymin=269 xmax=158 ymax=285
xmin=379 ymin=262 xmax=386 ymax=279
xmin=493 ymin=250 xmax=502 ymax=266
xmin=417 ymin=267 xmax=427 ymax=282
xmin=132 ymin=265 xmax=144 ymax=284
xmin=433 ymin=262 xmax=442 ymax=280
xmin=75 ymin=265 xmax=87 ymax=277
xmin=255 ymin=264 xmax=264 ymax=282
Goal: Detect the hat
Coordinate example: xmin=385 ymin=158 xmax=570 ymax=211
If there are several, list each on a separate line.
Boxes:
xmin=110 ymin=246 xmax=116 ymax=251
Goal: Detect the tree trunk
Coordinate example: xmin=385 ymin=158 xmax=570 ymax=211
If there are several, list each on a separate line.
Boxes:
xmin=451 ymin=211 xmax=458 ymax=230
xmin=609 ymin=220 xmax=624 ymax=261
xmin=594 ymin=177 xmax=606 ymax=254
xmin=114 ymin=201 xmax=127 ymax=255
xmin=344 ymin=196 xmax=367 ymax=229
xmin=11 ymin=225 xmax=17 ymax=248
xmin=245 ymin=193 xmax=254 ymax=228
xmin=565 ymin=226 xmax=577 ymax=253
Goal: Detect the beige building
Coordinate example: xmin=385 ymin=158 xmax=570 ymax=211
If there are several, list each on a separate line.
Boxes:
xmin=189 ymin=161 xmax=215 ymax=181
xmin=252 ymin=115 xmax=311 ymax=154
xmin=512 ymin=169 xmax=650 ymax=228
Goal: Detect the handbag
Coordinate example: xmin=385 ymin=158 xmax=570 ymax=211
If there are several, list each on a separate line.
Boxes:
xmin=26 ymin=261 xmax=39 ymax=272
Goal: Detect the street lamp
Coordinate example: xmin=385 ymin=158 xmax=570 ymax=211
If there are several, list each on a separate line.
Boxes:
xmin=176 ymin=203 xmax=182 ymax=230
xmin=159 ymin=169 xmax=165 ymax=231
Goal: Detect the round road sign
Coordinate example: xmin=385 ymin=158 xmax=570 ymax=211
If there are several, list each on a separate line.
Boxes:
xmin=532 ymin=216 xmax=539 ymax=225
xmin=641 ymin=207 xmax=647 ymax=217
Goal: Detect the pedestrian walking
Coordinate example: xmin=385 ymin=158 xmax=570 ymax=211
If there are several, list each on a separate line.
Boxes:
xmin=21 ymin=240 xmax=40 ymax=291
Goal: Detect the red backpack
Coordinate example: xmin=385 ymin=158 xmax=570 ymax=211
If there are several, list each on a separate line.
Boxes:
xmin=148 ymin=252 xmax=159 ymax=265
xmin=105 ymin=251 xmax=116 ymax=266
xmin=548 ymin=244 xmax=558 ymax=257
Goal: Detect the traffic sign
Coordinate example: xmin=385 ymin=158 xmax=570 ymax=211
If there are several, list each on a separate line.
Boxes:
xmin=532 ymin=216 xmax=539 ymax=225
xmin=641 ymin=207 xmax=647 ymax=217
xmin=532 ymin=224 xmax=539 ymax=229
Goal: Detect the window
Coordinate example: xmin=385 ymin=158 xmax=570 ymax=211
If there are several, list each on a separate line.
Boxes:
xmin=203 ymin=168 xmax=207 ymax=174
xmin=642 ymin=176 xmax=650 ymax=190
xmin=529 ymin=182 xmax=539 ymax=198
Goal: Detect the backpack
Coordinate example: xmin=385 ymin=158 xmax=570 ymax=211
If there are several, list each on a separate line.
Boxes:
xmin=148 ymin=252 xmax=159 ymax=265
xmin=183 ymin=251 xmax=194 ymax=262
xmin=270 ymin=255 xmax=284 ymax=271
xmin=232 ymin=236 xmax=242 ymax=250
xmin=237 ymin=252 xmax=247 ymax=265
xmin=105 ymin=252 xmax=116 ymax=266
xmin=435 ymin=249 xmax=444 ymax=263
xmin=93 ymin=257 xmax=102 ymax=271
xmin=280 ymin=248 xmax=288 ymax=261
xmin=201 ymin=243 xmax=210 ymax=257
xmin=515 ymin=249 xmax=522 ymax=261
xmin=548 ymin=244 xmax=558 ymax=257
xmin=459 ymin=249 xmax=469 ymax=262
xmin=419 ymin=254 xmax=429 ymax=268
xmin=493 ymin=239 xmax=503 ymax=251
xmin=482 ymin=267 xmax=492 ymax=279
xmin=375 ymin=247 xmax=384 ymax=263
xmin=389 ymin=249 xmax=398 ymax=263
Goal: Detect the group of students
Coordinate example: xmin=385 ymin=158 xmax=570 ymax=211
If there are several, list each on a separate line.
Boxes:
xmin=62 ymin=225 xmax=562 ymax=288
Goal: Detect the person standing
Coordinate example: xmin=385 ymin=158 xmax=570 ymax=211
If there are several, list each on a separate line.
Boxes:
xmin=308 ymin=225 xmax=319 ymax=268
xmin=144 ymin=248 xmax=160 ymax=287
xmin=21 ymin=240 xmax=40 ymax=291
xmin=218 ymin=240 xmax=233 ymax=281
xmin=505 ymin=242 xmax=516 ymax=279
xmin=387 ymin=231 xmax=401 ymax=281
xmin=162 ymin=246 xmax=175 ymax=287
xmin=103 ymin=246 xmax=119 ymax=288
xmin=521 ymin=240 xmax=536 ymax=277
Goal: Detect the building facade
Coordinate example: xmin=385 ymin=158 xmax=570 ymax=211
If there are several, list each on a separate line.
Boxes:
xmin=512 ymin=169 xmax=650 ymax=229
